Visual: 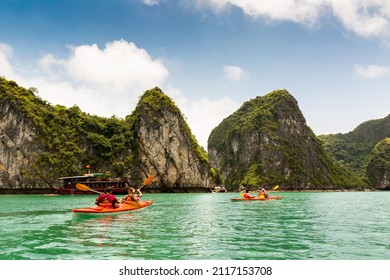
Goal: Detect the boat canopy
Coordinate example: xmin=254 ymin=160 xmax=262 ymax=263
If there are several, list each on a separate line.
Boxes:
xmin=58 ymin=173 xmax=105 ymax=180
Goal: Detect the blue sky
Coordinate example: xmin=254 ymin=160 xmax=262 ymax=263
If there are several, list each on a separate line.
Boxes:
xmin=1 ymin=0 xmax=390 ymax=148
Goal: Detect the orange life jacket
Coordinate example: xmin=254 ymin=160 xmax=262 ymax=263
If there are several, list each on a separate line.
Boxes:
xmin=259 ymin=193 xmax=266 ymax=199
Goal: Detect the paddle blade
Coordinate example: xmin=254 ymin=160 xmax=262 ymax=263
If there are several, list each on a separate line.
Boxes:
xmin=143 ymin=175 xmax=154 ymax=186
xmin=273 ymin=185 xmax=279 ymax=190
xmin=75 ymin=183 xmax=92 ymax=192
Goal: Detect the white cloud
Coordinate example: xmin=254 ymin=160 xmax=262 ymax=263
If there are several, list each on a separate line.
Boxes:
xmin=330 ymin=0 xmax=390 ymax=39
xmin=141 ymin=0 xmax=161 ymax=6
xmin=223 ymin=65 xmax=244 ymax=81
xmin=1 ymin=40 xmax=169 ymax=117
xmin=194 ymin=0 xmax=390 ymax=41
xmin=65 ymin=40 xmax=168 ymax=93
xmin=354 ymin=64 xmax=389 ymax=79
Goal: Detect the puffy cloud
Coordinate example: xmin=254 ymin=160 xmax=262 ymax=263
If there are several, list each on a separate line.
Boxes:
xmin=65 ymin=40 xmax=168 ymax=93
xmin=223 ymin=65 xmax=244 ymax=81
xmin=330 ymin=0 xmax=390 ymax=39
xmin=354 ymin=64 xmax=389 ymax=79
xmin=194 ymin=0 xmax=390 ymax=41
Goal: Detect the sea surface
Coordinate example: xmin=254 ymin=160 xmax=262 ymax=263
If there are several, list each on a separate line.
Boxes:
xmin=1 ymin=191 xmax=390 ymax=260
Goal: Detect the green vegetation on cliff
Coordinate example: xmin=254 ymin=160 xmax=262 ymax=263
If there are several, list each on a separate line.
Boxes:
xmin=366 ymin=138 xmax=390 ymax=187
xmin=318 ymin=114 xmax=390 ymax=180
xmin=208 ymin=89 xmax=365 ymax=190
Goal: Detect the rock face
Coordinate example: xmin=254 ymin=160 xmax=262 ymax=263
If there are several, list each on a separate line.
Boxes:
xmin=366 ymin=138 xmax=390 ymax=189
xmin=0 ymin=101 xmax=38 ymax=189
xmin=208 ymin=89 xmax=364 ymax=190
xmin=0 ymin=77 xmax=210 ymax=192
xmin=129 ymin=88 xmax=210 ymax=192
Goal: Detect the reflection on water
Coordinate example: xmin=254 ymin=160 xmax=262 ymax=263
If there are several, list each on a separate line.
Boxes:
xmin=1 ymin=192 xmax=390 ymax=260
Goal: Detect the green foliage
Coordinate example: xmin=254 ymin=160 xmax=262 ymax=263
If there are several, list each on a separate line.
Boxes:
xmin=209 ymin=167 xmax=222 ymax=185
xmin=111 ymin=161 xmax=126 ymax=178
xmin=319 ymin=114 xmax=390 ymax=178
xmin=366 ymin=138 xmax=390 ymax=186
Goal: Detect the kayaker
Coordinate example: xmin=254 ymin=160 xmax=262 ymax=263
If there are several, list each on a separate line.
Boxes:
xmin=121 ymin=187 xmax=142 ymax=203
xmin=95 ymin=189 xmax=109 ymax=205
xmin=258 ymin=188 xmax=269 ymax=199
xmin=106 ymin=187 xmax=120 ymax=208
xmin=243 ymin=189 xmax=255 ymax=199
xmin=96 ymin=187 xmax=119 ymax=208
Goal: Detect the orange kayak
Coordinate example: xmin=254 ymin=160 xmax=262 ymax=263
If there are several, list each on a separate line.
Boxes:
xmin=230 ymin=196 xmax=283 ymax=201
xmin=72 ymin=200 xmax=153 ymax=216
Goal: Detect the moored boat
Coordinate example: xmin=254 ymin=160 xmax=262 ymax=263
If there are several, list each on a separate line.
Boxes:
xmin=57 ymin=172 xmax=129 ymax=195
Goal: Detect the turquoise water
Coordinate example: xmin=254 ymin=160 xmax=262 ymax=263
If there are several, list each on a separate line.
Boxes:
xmin=1 ymin=192 xmax=390 ymax=260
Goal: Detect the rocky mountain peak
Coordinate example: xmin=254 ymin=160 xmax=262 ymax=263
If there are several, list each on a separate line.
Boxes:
xmin=129 ymin=87 xmax=210 ymax=192
xmin=208 ymin=89 xmax=364 ymax=190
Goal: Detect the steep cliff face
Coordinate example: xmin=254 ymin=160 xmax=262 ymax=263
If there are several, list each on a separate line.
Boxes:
xmin=208 ymin=89 xmax=364 ymax=190
xmin=0 ymin=101 xmax=38 ymax=189
xmin=366 ymin=138 xmax=390 ymax=189
xmin=128 ymin=87 xmax=210 ymax=192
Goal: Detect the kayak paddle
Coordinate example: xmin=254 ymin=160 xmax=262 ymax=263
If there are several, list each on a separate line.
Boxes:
xmin=265 ymin=185 xmax=280 ymax=194
xmin=138 ymin=175 xmax=155 ymax=191
xmin=75 ymin=183 xmax=102 ymax=194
